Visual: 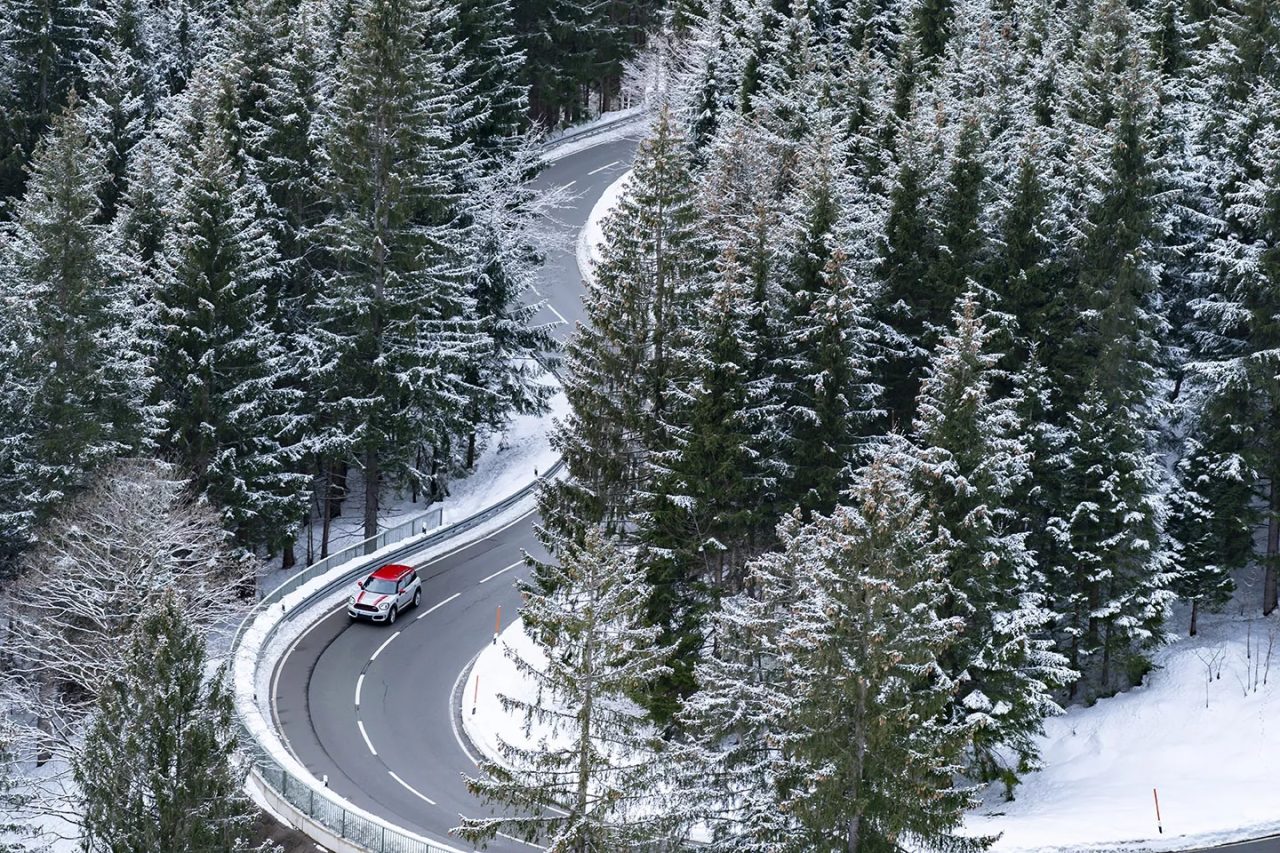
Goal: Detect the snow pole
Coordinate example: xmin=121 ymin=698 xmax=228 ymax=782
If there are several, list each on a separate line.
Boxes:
xmin=494 ymin=605 xmax=502 ymax=644
xmin=1153 ymin=788 xmax=1163 ymax=834
xmin=472 ymin=674 xmax=480 ymax=715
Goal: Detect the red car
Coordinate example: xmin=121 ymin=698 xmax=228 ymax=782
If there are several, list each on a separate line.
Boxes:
xmin=347 ymin=563 xmax=423 ymax=625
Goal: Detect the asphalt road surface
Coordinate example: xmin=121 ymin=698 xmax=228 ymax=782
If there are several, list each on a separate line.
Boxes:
xmin=272 ymin=135 xmax=637 ymax=852
xmin=268 ymin=130 xmax=1280 ymax=853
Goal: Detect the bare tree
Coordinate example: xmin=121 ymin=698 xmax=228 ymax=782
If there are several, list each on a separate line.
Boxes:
xmin=0 ymin=458 xmax=250 ymax=763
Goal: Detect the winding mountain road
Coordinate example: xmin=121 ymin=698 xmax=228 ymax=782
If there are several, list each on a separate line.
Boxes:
xmin=271 ymin=136 xmax=636 ymax=852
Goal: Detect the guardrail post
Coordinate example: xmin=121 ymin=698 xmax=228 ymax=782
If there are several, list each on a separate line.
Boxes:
xmin=309 ymin=787 xmax=315 ymax=816
xmin=382 ymin=826 xmax=387 ymax=852
xmin=341 ymin=809 xmax=346 ymax=836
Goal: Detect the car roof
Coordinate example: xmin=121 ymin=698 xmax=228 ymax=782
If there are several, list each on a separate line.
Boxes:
xmin=369 ymin=563 xmax=414 ymax=580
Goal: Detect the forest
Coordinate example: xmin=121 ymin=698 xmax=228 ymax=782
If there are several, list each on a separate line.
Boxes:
xmin=0 ymin=0 xmax=1278 ymax=849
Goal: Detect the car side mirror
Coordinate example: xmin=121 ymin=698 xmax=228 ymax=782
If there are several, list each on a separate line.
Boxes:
xmin=356 ymin=580 xmax=364 ymax=589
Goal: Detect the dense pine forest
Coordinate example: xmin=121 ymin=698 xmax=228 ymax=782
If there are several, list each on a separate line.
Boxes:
xmin=1 ymin=0 xmax=1279 ymax=848
xmin=470 ymin=0 xmax=1280 ymax=849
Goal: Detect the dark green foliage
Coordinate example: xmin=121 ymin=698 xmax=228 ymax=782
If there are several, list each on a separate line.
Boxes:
xmin=74 ymin=592 xmax=256 ymax=853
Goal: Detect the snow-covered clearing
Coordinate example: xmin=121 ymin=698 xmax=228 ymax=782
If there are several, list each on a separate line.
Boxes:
xmin=464 ymin=611 xmax=1280 ymax=852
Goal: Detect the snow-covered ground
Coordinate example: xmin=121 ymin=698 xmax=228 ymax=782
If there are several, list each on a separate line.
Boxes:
xmin=964 ymin=609 xmax=1280 ymax=852
xmin=464 ymin=610 xmax=1280 ymax=852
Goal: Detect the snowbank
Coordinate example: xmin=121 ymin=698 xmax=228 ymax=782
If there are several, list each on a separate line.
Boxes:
xmin=541 ymin=108 xmax=647 ymax=164
xmin=462 ymin=617 xmax=561 ymax=766
xmin=575 ymin=169 xmax=633 ymax=290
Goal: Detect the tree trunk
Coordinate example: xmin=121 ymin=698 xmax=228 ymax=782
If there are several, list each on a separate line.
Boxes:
xmin=320 ymin=462 xmax=334 ymax=560
xmin=329 ymin=461 xmax=348 ymax=519
xmin=1189 ymin=596 xmax=1199 ymax=637
xmin=363 ymin=447 xmax=379 ymax=544
xmin=282 ymin=540 xmax=296 ymax=570
xmin=1266 ymin=478 xmax=1279 ymax=616
xmin=466 ymin=431 xmax=477 ymax=470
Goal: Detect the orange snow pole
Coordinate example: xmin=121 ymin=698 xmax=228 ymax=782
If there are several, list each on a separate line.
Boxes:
xmin=472 ymin=674 xmax=480 ymax=715
xmin=494 ymin=605 xmax=502 ymax=644
xmin=1153 ymin=788 xmax=1163 ymax=834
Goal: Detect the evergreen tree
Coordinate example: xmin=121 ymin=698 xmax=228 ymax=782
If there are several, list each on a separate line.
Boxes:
xmin=445 ymin=0 xmax=528 ymax=169
xmin=1053 ymin=380 xmax=1176 ymax=699
xmin=542 ymin=109 xmax=708 ymax=531
xmin=309 ymin=0 xmax=485 ymax=539
xmin=685 ymin=449 xmax=991 ymax=852
xmin=639 ymin=266 xmax=765 ymax=724
xmin=459 ymin=529 xmax=680 ymax=850
xmin=74 ymin=591 xmax=256 ymax=853
xmin=910 ymin=293 xmax=1072 ymax=795
xmin=0 ymin=0 xmax=98 ymax=204
xmin=0 ymin=96 xmax=146 ymax=572
xmin=151 ymin=126 xmax=307 ymax=551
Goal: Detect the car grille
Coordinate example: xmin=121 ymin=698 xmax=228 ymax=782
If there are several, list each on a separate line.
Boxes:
xmin=353 ymin=603 xmax=378 ymax=613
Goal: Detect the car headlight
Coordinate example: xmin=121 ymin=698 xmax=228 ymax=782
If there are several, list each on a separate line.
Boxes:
xmin=348 ymin=595 xmax=355 ymax=606
xmin=377 ymin=600 xmax=390 ymax=610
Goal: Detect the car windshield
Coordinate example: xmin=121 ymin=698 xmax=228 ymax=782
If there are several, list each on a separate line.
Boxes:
xmin=363 ymin=577 xmax=397 ymax=595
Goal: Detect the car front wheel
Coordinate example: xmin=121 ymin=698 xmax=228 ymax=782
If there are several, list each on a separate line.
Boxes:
xmin=388 ymin=606 xmax=398 ymax=625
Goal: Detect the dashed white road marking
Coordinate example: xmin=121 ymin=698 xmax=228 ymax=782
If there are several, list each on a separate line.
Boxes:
xmin=370 ymin=630 xmax=401 ymax=662
xmin=416 ymin=591 xmax=462 ymax=620
xmin=587 ymin=159 xmax=619 ymax=175
xmin=355 ymin=673 xmax=365 ymax=707
xmin=357 ymin=719 xmax=377 ymax=756
xmin=388 ymin=770 xmax=437 ymax=805
xmin=479 ymin=560 xmax=523 ymax=584
xmin=498 ymin=831 xmax=546 ymax=849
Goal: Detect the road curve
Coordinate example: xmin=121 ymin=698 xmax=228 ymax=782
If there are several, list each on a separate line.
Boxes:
xmin=272 ymin=136 xmax=637 ymax=852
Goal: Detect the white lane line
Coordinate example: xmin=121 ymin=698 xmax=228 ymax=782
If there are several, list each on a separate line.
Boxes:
xmin=416 ymin=591 xmax=462 ymax=620
xmin=355 ymin=673 xmax=365 ymax=707
xmin=388 ymin=770 xmax=437 ymax=805
xmin=498 ymin=831 xmax=546 ymax=849
xmin=479 ymin=560 xmax=523 ymax=584
xmin=562 ymin=180 xmax=576 ymax=190
xmin=370 ymin=630 xmax=401 ymax=662
xmin=545 ymin=303 xmax=568 ymax=325
xmin=587 ymin=159 xmax=618 ymax=176
xmin=357 ymin=719 xmax=377 ymax=756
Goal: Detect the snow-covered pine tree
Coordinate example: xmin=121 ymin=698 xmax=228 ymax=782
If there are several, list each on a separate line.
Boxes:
xmin=460 ymin=142 xmax=556 ymax=470
xmin=458 ymin=529 xmax=681 ymax=850
xmin=0 ymin=0 xmax=99 ymax=203
xmin=1166 ymin=430 xmax=1244 ymax=636
xmin=0 ymin=95 xmax=146 ymax=570
xmin=639 ymin=257 xmax=766 ymax=724
xmin=443 ymin=0 xmax=528 ymax=171
xmin=687 ymin=447 xmax=990 ymax=852
xmin=84 ymin=0 xmax=164 ymax=221
xmin=872 ymin=98 xmax=941 ymax=427
xmin=1054 ymin=379 xmax=1176 ymax=700
xmin=775 ymin=135 xmax=882 ymax=518
xmin=251 ymin=0 xmax=334 ymax=331
xmin=309 ymin=0 xmax=485 ymax=539
xmin=910 ymin=292 xmax=1072 ymax=795
xmin=541 ymin=107 xmax=708 ymax=532
xmin=74 ymin=591 xmax=256 ymax=853
xmin=150 ymin=125 xmax=308 ymax=552
xmin=1183 ymin=0 xmax=1280 ymax=614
